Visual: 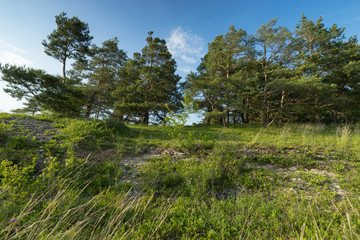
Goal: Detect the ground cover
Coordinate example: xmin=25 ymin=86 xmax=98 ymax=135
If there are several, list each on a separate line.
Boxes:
xmin=0 ymin=113 xmax=360 ymax=239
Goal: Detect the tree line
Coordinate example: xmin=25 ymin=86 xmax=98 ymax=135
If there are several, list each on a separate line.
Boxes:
xmin=1 ymin=13 xmax=360 ymax=127
xmin=186 ymin=16 xmax=360 ymax=127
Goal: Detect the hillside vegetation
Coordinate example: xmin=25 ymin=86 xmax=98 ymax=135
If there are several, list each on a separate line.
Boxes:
xmin=2 ymin=13 xmax=360 ymax=128
xmin=1 ymin=113 xmax=360 ymax=239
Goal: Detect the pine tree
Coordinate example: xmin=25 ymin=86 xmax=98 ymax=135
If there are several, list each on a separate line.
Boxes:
xmin=72 ymin=38 xmax=127 ymax=119
xmin=293 ymin=15 xmax=360 ymax=123
xmin=113 ymin=31 xmax=181 ymax=124
xmin=0 ymin=64 xmax=84 ymax=116
xmin=186 ymin=26 xmax=251 ymax=126
xmin=42 ymin=12 xmax=93 ymax=85
xmin=255 ymin=18 xmax=292 ymax=127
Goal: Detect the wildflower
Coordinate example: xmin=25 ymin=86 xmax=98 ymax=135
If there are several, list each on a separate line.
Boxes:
xmin=260 ymin=218 xmax=263 ymax=221
xmin=10 ymin=218 xmax=16 ymax=223
xmin=248 ymin=222 xmax=251 ymax=225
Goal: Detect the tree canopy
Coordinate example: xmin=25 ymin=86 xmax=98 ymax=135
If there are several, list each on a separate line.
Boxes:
xmin=112 ymin=31 xmax=181 ymax=124
xmin=42 ymin=12 xmax=93 ymax=85
xmin=1 ymin=13 xmax=360 ymax=126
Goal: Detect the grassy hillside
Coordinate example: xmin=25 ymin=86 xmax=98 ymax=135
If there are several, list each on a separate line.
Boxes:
xmin=1 ymin=113 xmax=360 ymax=239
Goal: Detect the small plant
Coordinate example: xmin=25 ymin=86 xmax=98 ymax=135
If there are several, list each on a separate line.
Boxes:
xmin=0 ymin=121 xmax=12 ymax=141
xmin=299 ymin=171 xmax=332 ymax=188
xmin=56 ymin=118 xmax=121 ymax=150
xmin=0 ymin=159 xmax=37 ymax=201
xmin=164 ymin=94 xmax=206 ymax=151
xmin=336 ymin=125 xmax=351 ymax=146
xmin=333 ymin=162 xmax=346 ymax=173
xmin=164 ymin=94 xmax=194 ymax=138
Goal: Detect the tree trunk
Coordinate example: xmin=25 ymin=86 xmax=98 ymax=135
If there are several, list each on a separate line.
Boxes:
xmin=263 ymin=72 xmax=268 ymax=128
xmin=162 ymin=109 xmax=167 ymax=125
xmin=205 ymin=107 xmax=211 ymax=125
xmin=85 ymin=102 xmax=93 ymax=119
xmin=224 ymin=109 xmax=230 ymax=127
xmin=314 ymin=97 xmax=320 ymax=124
xmin=62 ymin=58 xmax=67 ymax=86
xmin=245 ymin=97 xmax=250 ymax=124
xmin=95 ymin=104 xmax=101 ymax=120
xmin=85 ymin=93 xmax=97 ymax=119
xmin=142 ymin=112 xmax=149 ymax=125
xmin=206 ymin=116 xmax=211 ymax=125
xmin=279 ymin=90 xmax=285 ymax=127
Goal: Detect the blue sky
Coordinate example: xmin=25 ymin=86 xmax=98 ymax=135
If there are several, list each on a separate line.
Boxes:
xmin=1 ymin=0 xmax=360 ymax=123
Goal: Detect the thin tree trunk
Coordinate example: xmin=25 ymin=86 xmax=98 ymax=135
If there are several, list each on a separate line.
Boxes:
xmin=205 ymin=107 xmax=211 ymax=125
xmin=85 ymin=93 xmax=97 ymax=119
xmin=333 ymin=111 xmax=337 ymax=125
xmin=262 ymin=45 xmax=268 ymax=128
xmin=240 ymin=112 xmax=244 ymax=124
xmin=263 ymin=71 xmax=268 ymax=128
xmin=225 ymin=109 xmax=230 ymax=127
xmin=162 ymin=109 xmax=167 ymax=125
xmin=314 ymin=97 xmax=320 ymax=124
xmin=206 ymin=116 xmax=211 ymax=125
xmin=224 ymin=71 xmax=230 ymax=128
xmin=95 ymin=105 xmax=101 ymax=120
xmin=62 ymin=58 xmax=67 ymax=86
xmin=279 ymin=90 xmax=285 ymax=127
xmin=245 ymin=97 xmax=250 ymax=124
xmin=142 ymin=112 xmax=149 ymax=125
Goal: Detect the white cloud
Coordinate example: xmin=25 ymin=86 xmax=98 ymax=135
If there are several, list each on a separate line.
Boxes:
xmin=0 ymin=51 xmax=32 ymax=66
xmin=180 ymin=55 xmax=197 ymax=64
xmin=167 ymin=27 xmax=204 ymax=58
xmin=0 ymin=40 xmax=32 ymax=66
xmin=0 ymin=40 xmax=27 ymax=54
xmin=178 ymin=67 xmax=193 ymax=73
xmin=167 ymin=27 xmax=205 ymax=73
xmin=0 ymin=82 xmax=25 ymax=112
xmin=0 ymin=40 xmax=30 ymax=113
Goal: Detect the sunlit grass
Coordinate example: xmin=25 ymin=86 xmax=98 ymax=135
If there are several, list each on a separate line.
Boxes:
xmin=1 ymin=114 xmax=360 ymax=238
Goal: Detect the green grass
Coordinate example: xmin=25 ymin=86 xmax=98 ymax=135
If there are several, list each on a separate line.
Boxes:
xmin=1 ymin=114 xmax=360 ymax=239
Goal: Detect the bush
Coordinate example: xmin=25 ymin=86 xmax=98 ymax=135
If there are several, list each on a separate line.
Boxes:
xmin=56 ymin=118 xmax=127 ymax=150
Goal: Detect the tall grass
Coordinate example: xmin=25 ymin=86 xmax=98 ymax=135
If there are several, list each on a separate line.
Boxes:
xmin=2 ymin=115 xmax=360 ymax=238
xmin=1 ymin=164 xmax=169 ymax=240
xmin=2 ymin=181 xmax=360 ymax=239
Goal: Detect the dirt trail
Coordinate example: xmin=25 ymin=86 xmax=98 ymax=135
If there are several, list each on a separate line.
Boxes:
xmin=2 ymin=117 xmax=57 ymax=141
